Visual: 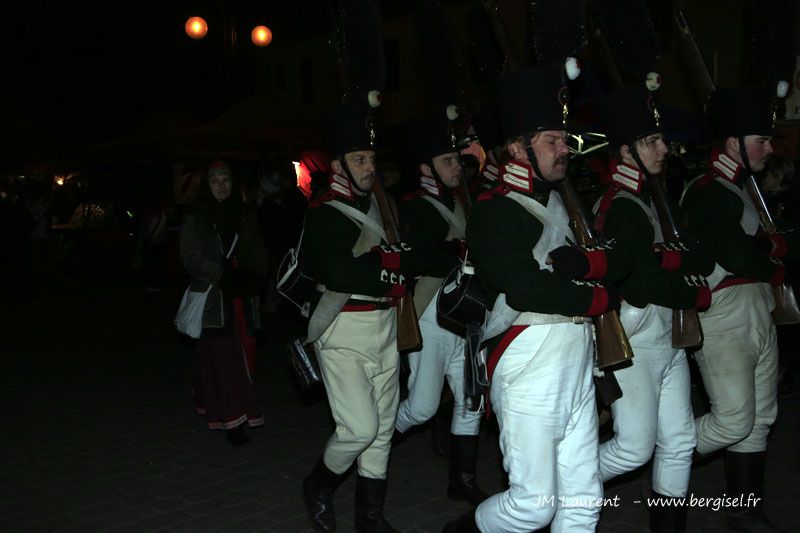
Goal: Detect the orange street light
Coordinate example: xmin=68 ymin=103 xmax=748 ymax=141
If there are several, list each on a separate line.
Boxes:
xmin=185 ymin=16 xmax=208 ymax=40
xmin=250 ymin=25 xmax=272 ymax=47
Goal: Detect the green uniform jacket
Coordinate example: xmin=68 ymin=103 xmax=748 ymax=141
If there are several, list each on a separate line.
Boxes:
xmin=400 ymin=189 xmax=461 ymax=278
xmin=681 ymin=173 xmax=796 ymax=283
xmin=597 ymin=185 xmax=715 ymax=310
xmin=304 ymin=190 xmax=430 ymax=297
xmin=467 ymin=185 xmax=630 ymax=316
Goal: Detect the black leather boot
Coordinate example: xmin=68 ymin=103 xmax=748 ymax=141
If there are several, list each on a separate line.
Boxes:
xmin=302 ymin=459 xmax=346 ymax=532
xmin=648 ymin=490 xmax=687 ymax=533
xmin=723 ymin=451 xmax=786 ymax=532
xmin=447 ymin=434 xmax=488 ymax=505
xmin=442 ymin=509 xmax=480 ymax=533
xmin=390 ymin=429 xmax=408 ymax=447
xmin=354 ymin=475 xmax=398 ymax=533
xmin=431 ymin=398 xmax=453 ymax=458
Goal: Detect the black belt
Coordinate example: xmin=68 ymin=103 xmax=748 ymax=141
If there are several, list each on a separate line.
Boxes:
xmin=344 ymin=298 xmax=396 ymax=310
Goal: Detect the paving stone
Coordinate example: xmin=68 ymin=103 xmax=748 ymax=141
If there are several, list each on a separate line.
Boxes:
xmin=6 ymin=274 xmax=800 ymax=532
xmin=109 ymin=510 xmax=192 ymax=531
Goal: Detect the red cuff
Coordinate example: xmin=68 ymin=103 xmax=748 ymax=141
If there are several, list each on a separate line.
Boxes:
xmin=372 ymin=246 xmax=401 ymax=270
xmin=387 ymin=284 xmax=407 ymax=298
xmin=770 ymin=265 xmax=786 ymax=286
xmin=584 ymin=249 xmax=608 ymax=279
xmin=586 ymin=287 xmax=609 ymax=316
xmin=766 ymin=233 xmax=788 ymax=258
xmin=695 ymin=286 xmax=712 ymax=311
xmin=660 ymin=249 xmax=682 ymax=271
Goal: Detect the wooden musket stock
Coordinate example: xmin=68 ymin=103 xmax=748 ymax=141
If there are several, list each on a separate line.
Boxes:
xmin=371 ymin=176 xmax=423 ymax=351
xmin=559 ymin=177 xmax=635 ymax=369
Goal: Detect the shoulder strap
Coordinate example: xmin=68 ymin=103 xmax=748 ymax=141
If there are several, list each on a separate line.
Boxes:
xmin=326 ymin=199 xmax=388 ymax=241
xmin=421 ymin=195 xmax=467 ymax=235
xmin=592 ymin=185 xmax=620 ymax=233
xmin=714 ymin=175 xmax=748 ymax=204
xmin=615 ymin=190 xmax=658 ymax=226
xmin=505 ymin=191 xmax=573 ymax=240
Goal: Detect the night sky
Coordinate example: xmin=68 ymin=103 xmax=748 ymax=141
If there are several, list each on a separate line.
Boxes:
xmin=0 ymin=0 xmax=332 ymax=145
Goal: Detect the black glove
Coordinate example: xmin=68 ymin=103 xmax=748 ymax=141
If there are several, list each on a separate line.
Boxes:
xmin=436 ymin=239 xmax=468 ymax=260
xmin=549 ymin=245 xmax=591 ymax=278
xmin=754 ymin=231 xmax=787 ymax=257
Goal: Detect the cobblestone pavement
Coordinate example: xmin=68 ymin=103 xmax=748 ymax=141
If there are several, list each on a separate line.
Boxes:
xmin=2 ymin=271 xmax=799 ymax=532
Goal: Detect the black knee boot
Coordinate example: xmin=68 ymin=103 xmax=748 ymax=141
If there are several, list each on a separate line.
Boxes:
xmin=354 ymin=475 xmax=398 ymax=533
xmin=442 ymin=509 xmax=480 ymax=533
xmin=431 ymin=397 xmax=453 ymax=458
xmin=302 ymin=458 xmax=347 ymax=532
xmin=723 ymin=451 xmax=785 ymax=532
xmin=447 ymin=434 xmax=488 ymax=505
xmin=648 ymin=490 xmax=687 ymax=533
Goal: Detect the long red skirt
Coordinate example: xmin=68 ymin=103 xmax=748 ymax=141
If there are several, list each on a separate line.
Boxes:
xmin=192 ymin=298 xmax=263 ymax=430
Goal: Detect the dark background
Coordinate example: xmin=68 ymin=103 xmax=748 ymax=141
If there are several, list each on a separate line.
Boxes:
xmin=0 ymin=0 xmax=335 ymax=144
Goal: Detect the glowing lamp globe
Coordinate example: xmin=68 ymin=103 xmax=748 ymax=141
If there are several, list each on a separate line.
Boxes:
xmin=185 ymin=17 xmax=208 ymax=40
xmin=251 ymin=25 xmax=272 ymax=47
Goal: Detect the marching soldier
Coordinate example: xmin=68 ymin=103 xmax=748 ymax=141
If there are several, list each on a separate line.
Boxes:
xmin=300 ymin=96 xmax=426 ymax=533
xmin=588 ymin=85 xmax=714 ymax=531
xmin=681 ymin=83 xmax=799 ymax=531
xmin=394 ymin=110 xmax=487 ymax=505
xmin=444 ymin=65 xmax=628 ymax=533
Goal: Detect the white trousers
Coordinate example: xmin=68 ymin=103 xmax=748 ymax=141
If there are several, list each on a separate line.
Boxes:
xmin=315 ymin=308 xmax=399 ymax=479
xmin=395 ymin=302 xmax=482 ymax=436
xmin=475 ymin=323 xmax=602 ymax=533
xmin=694 ymin=283 xmax=778 ymax=454
xmin=599 ymin=331 xmax=696 ymax=497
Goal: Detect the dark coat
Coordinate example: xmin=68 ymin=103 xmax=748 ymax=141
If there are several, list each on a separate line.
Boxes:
xmin=180 ymin=204 xmax=269 ymax=329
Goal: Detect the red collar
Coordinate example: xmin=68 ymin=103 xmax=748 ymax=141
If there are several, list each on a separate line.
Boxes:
xmin=329 ymin=173 xmax=355 ymax=200
xmin=709 ymin=150 xmax=742 ymax=183
xmin=608 ymin=161 xmax=645 ymax=195
xmin=500 ymin=160 xmax=535 ymax=193
xmin=419 ymin=175 xmax=444 ymax=198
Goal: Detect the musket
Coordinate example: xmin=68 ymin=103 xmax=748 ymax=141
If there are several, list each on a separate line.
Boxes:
xmin=647 ymin=177 xmax=705 ymax=347
xmin=480 ymin=0 xmax=633 ymax=369
xmin=674 ymin=7 xmax=800 ymax=325
xmin=589 ymin=5 xmax=704 ymax=348
xmin=674 ymin=9 xmax=715 ymax=100
xmin=558 ymin=176 xmax=635 ymax=369
xmin=743 ymin=177 xmax=800 ymax=324
xmin=372 ymin=173 xmax=424 ymax=351
xmin=479 ymin=0 xmax=521 ymax=72
xmin=325 ymin=0 xmax=424 ymax=350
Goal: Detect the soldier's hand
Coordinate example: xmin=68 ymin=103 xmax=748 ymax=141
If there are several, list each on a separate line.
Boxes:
xmin=370 ymin=242 xmax=413 ymax=270
xmin=549 ymin=245 xmax=608 ymax=280
xmin=754 ymin=231 xmax=788 ymax=257
xmin=653 ymin=241 xmax=687 ymax=271
xmin=437 ymin=239 xmax=468 ymax=260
